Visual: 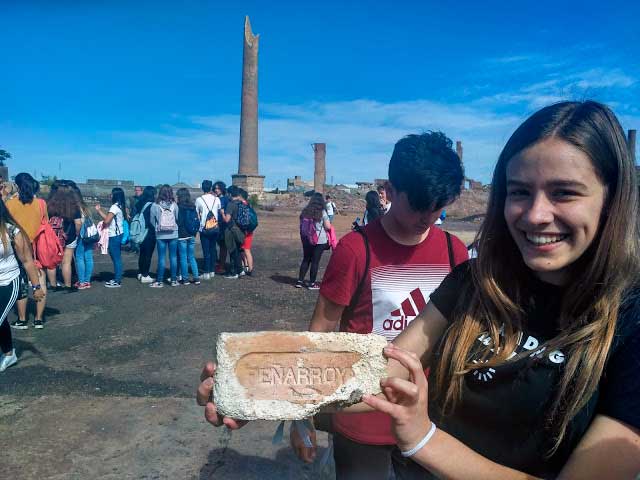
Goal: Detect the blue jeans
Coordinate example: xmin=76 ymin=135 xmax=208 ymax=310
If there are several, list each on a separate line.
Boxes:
xmin=200 ymin=232 xmax=218 ymax=273
xmin=108 ymin=235 xmax=123 ymax=283
xmin=156 ymin=238 xmax=178 ymax=283
xmin=178 ymin=237 xmax=199 ymax=279
xmin=75 ymin=240 xmax=94 ymax=283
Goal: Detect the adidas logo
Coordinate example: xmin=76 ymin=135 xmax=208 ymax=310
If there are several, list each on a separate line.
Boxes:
xmin=382 ymin=288 xmax=427 ymax=331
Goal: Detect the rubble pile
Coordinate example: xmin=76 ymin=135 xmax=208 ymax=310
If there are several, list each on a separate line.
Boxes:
xmin=262 ymin=185 xmax=489 ymax=221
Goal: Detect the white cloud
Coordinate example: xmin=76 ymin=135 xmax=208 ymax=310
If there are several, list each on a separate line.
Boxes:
xmin=488 ymin=55 xmax=535 ymax=64
xmin=9 ymin=99 xmax=522 ymax=186
xmin=475 ymin=65 xmax=637 ymax=112
xmin=571 ymin=68 xmax=636 ymax=89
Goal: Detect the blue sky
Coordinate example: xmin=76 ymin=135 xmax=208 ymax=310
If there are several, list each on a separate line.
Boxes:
xmin=2 ymin=0 xmax=639 ymax=188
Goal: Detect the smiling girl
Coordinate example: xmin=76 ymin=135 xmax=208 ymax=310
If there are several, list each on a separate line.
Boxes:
xmin=359 ymin=101 xmax=640 ymax=478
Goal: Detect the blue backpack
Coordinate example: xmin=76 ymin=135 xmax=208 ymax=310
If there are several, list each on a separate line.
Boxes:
xmin=121 ymin=219 xmax=130 ymax=245
xmin=184 ymin=207 xmax=201 ymax=236
xmin=236 ymin=202 xmax=258 ymax=233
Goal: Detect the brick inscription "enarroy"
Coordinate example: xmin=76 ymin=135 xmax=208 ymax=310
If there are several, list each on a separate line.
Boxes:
xmin=236 ymin=352 xmax=360 ymax=403
xmin=215 ymin=332 xmax=388 ymax=420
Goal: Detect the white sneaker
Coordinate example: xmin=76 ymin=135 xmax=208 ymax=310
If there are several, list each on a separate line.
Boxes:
xmin=137 ymin=273 xmax=142 ymax=281
xmin=202 ymin=273 xmax=210 ymax=280
xmin=0 ymin=351 xmax=18 ymax=372
xmin=177 ymin=275 xmax=182 ymax=282
xmin=140 ymin=275 xmax=154 ymax=284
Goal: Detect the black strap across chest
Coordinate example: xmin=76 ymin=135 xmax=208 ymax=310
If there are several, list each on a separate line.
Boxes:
xmin=343 ymin=228 xmax=456 ymax=319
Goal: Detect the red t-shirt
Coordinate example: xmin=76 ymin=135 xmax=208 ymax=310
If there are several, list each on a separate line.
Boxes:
xmin=319 ymin=218 xmax=468 ymax=445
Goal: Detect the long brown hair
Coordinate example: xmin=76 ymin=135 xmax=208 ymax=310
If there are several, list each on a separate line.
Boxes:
xmin=176 ymin=187 xmax=194 ymax=208
xmin=157 ymin=184 xmax=174 ymax=204
xmin=434 ymin=101 xmax=640 ymax=454
xmin=301 ymin=193 xmax=326 ymax=222
xmin=47 ymin=185 xmax=81 ymax=220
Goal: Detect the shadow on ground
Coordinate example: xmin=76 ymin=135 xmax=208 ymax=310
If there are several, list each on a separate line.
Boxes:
xmin=19 ymin=299 xmax=60 ymax=320
xmin=1 ymin=365 xmax=185 ymax=398
xmin=270 ymin=275 xmax=298 ymax=286
xmin=12 ymin=339 xmax=46 ymax=363
xmin=199 ymin=445 xmax=333 ymax=480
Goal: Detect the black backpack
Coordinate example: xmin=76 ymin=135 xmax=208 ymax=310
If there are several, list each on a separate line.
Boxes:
xmin=184 ymin=207 xmax=200 ymax=236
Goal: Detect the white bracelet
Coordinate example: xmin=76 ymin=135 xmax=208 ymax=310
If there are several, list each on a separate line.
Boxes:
xmin=400 ymin=422 xmax=437 ymax=457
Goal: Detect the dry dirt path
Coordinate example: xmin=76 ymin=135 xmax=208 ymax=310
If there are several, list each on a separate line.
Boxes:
xmin=0 ymin=211 xmax=477 ymax=479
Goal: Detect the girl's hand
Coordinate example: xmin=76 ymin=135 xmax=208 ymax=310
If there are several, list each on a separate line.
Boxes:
xmin=196 ymin=362 xmax=248 ymax=430
xmin=94 ymin=203 xmax=101 ymax=211
xmin=362 ymin=343 xmax=433 ymax=452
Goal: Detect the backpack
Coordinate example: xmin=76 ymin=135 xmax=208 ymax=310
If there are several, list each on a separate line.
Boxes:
xmin=80 ymin=216 xmax=99 ymax=244
xmin=129 ymin=202 xmax=151 ymax=246
xmin=237 ymin=202 xmax=258 ymax=233
xmin=184 ymin=207 xmax=200 ymax=236
xmin=157 ymin=204 xmax=177 ymax=232
xmin=49 ymin=216 xmax=66 ymax=247
xmin=299 ymin=216 xmax=319 ymax=246
xmin=246 ymin=205 xmax=258 ymax=233
xmin=200 ymin=198 xmax=219 ymax=237
xmin=33 ymin=200 xmax=64 ymax=269
xmin=121 ymin=219 xmax=130 ymax=245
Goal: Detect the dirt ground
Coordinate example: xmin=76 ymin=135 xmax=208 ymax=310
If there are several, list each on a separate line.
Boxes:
xmin=0 ymin=210 xmax=478 ymax=480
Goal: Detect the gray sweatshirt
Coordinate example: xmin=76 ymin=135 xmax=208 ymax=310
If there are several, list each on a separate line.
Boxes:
xmin=150 ymin=201 xmax=179 ymax=240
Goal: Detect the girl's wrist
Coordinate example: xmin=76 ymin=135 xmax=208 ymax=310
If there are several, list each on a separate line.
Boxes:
xmin=398 ymin=420 xmax=435 ymax=454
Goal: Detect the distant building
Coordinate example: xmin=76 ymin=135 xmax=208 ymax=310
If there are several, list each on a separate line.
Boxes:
xmin=335 ymin=184 xmax=357 ymax=193
xmin=287 ymin=175 xmax=314 ymax=192
xmin=86 ymin=179 xmax=135 ymax=187
xmin=76 ymin=178 xmax=136 ymax=203
xmin=356 ymin=181 xmax=374 ymax=192
xmin=467 ymin=179 xmax=484 ymax=191
xmin=172 ymin=182 xmax=202 ymax=198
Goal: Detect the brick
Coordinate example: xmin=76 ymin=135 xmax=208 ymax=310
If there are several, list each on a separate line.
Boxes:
xmin=214 ymin=331 xmax=388 ymax=420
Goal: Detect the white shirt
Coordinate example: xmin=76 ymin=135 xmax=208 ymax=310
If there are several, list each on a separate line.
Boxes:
xmin=0 ymin=226 xmax=20 ymax=286
xmin=195 ymin=194 xmax=221 ymax=229
xmin=108 ymin=204 xmax=124 ymax=237
xmin=325 ymin=201 xmax=335 ymax=216
xmin=316 ymin=211 xmax=330 ymax=244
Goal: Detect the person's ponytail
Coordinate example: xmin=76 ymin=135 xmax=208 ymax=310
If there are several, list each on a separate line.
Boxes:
xmin=15 ymin=173 xmax=38 ymax=204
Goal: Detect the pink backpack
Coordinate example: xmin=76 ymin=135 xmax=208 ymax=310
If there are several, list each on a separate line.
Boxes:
xmin=33 ymin=199 xmax=64 ymax=269
xmin=299 ymin=216 xmax=319 ymax=245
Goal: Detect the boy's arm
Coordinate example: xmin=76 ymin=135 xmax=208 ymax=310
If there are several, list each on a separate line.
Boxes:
xmin=309 ymin=294 xmax=345 ymax=332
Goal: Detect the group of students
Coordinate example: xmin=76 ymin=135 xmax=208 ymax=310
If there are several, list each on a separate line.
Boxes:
xmin=198 ymin=101 xmax=640 ymax=479
xmin=93 ymin=180 xmax=258 ymax=288
xmin=0 ymin=176 xmax=258 ymax=372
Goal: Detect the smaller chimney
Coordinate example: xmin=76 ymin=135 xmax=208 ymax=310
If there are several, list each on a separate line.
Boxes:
xmin=313 ymin=143 xmax=327 ymax=194
xmin=456 ymin=141 xmax=463 ymax=162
